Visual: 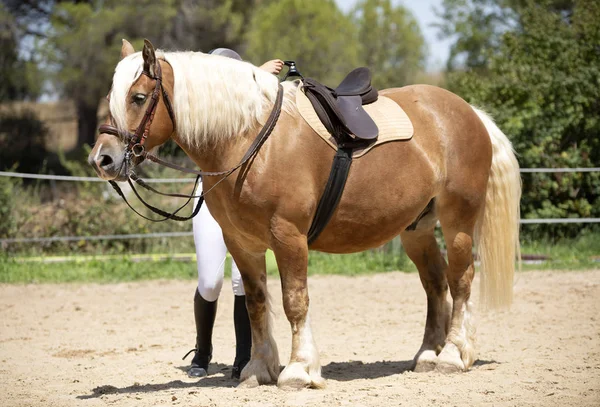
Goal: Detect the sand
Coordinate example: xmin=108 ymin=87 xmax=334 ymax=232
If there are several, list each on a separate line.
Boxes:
xmin=1 ymin=269 xmax=599 ymax=406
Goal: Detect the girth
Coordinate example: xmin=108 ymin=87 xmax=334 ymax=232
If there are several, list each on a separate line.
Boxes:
xmin=302 ymin=68 xmax=379 ymax=245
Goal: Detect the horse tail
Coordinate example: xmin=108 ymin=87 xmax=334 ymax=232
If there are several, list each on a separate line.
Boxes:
xmin=472 ymin=107 xmax=521 ymax=310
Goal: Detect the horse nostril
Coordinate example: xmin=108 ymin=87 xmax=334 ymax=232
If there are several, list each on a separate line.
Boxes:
xmin=99 ymin=154 xmax=114 ymax=168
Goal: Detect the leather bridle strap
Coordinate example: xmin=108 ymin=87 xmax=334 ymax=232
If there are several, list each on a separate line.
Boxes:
xmin=139 ymin=83 xmax=284 ymax=177
xmin=108 ymin=83 xmax=284 ymax=222
xmin=98 ymin=60 xmax=176 ymax=154
xmin=109 ymin=177 xmax=204 ymax=222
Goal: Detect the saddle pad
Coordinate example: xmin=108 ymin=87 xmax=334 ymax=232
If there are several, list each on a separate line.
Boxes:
xmin=296 ymin=86 xmax=414 ymax=158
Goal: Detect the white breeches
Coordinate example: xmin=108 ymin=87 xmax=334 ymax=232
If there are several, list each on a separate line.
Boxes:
xmin=193 ymin=182 xmax=243 ymax=302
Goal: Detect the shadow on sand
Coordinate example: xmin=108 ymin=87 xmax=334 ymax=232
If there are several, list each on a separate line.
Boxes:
xmin=77 ymin=358 xmax=499 ymax=398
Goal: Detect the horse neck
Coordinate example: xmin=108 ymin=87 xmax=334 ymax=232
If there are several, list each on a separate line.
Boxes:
xmin=172 ymin=128 xmax=257 ymax=174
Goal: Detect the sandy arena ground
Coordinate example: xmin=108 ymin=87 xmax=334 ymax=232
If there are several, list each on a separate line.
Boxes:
xmin=1 ymin=269 xmax=599 ymax=407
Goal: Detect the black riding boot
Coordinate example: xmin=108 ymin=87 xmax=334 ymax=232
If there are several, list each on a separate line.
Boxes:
xmin=187 ymin=290 xmax=217 ymax=377
xmin=231 ymin=295 xmax=252 ymax=379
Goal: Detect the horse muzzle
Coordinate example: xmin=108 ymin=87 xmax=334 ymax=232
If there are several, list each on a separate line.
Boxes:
xmin=88 ymin=139 xmax=129 ymax=181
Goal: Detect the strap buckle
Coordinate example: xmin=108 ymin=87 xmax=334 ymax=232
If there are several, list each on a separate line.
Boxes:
xmin=131 ymin=143 xmax=145 ymax=157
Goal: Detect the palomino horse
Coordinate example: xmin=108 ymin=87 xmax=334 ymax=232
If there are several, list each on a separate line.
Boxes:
xmin=89 ymin=40 xmax=521 ymax=389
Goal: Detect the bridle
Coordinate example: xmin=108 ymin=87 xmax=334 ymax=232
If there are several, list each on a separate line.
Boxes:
xmin=98 ymin=58 xmax=284 ymax=222
xmin=99 ymin=60 xmax=176 ymax=160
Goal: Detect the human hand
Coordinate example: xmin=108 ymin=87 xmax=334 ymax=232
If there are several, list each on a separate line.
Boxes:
xmin=259 ymin=59 xmax=284 ymax=75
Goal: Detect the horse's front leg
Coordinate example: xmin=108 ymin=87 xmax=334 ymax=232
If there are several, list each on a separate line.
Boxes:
xmin=224 ymin=238 xmax=280 ymax=387
xmin=271 ymin=220 xmax=325 ymax=390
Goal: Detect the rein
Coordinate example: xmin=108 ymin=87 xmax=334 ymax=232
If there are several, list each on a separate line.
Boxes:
xmin=100 ymin=59 xmax=284 ymax=221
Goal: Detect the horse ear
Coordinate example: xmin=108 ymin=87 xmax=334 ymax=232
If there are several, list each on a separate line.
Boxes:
xmin=121 ymin=39 xmax=135 ymax=59
xmin=142 ymin=39 xmax=157 ymax=77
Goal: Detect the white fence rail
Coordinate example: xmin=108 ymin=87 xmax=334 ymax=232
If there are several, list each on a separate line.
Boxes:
xmin=0 ymin=169 xmax=598 ymax=245
xmin=0 ymin=171 xmax=195 ymax=183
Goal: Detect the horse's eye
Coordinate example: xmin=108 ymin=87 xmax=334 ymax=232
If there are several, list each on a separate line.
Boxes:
xmin=132 ymin=93 xmax=147 ymax=105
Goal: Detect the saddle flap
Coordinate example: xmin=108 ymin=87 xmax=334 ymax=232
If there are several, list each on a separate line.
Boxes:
xmin=336 ymin=95 xmax=379 ymax=140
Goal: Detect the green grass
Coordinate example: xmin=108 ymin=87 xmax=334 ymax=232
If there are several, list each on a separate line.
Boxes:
xmin=0 ymin=249 xmax=413 ymax=284
xmin=0 ymin=257 xmax=196 ymax=284
xmin=1 ymin=234 xmax=598 ymax=284
xmin=520 ymin=232 xmax=600 ymax=270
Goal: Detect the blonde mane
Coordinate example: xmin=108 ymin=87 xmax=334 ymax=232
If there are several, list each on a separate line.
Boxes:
xmin=109 ymin=50 xmax=296 ymax=149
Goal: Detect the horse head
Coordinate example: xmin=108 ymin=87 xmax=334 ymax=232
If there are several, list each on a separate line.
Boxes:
xmin=88 ymin=39 xmax=175 ymax=181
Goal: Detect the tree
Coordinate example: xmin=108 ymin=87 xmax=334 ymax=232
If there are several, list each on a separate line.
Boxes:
xmin=37 ymin=0 xmax=178 ymax=149
xmin=29 ymin=0 xmax=254 ymax=151
xmin=435 ymin=0 xmax=574 ymax=71
xmin=0 ymin=4 xmax=42 ymax=101
xmin=352 ymin=0 xmax=426 ymax=89
xmin=443 ymin=0 xmax=600 ymax=238
xmin=245 ymin=0 xmax=360 ymax=85
xmin=158 ymin=0 xmax=257 ymax=53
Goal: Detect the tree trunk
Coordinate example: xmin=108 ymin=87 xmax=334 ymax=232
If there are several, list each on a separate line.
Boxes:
xmin=76 ymin=100 xmax=98 ymax=150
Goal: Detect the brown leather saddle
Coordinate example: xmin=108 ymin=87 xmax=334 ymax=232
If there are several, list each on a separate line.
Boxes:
xmin=302 ymin=67 xmax=379 ymax=144
xmin=284 ymin=64 xmax=423 ymax=244
xmin=301 ymin=68 xmax=382 ymax=244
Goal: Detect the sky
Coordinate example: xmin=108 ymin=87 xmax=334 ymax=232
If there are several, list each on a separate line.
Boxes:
xmin=335 ymin=0 xmax=453 ymax=72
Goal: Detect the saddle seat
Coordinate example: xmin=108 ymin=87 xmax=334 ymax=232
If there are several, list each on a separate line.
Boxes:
xmin=302 ymin=67 xmax=379 ymax=141
xmin=336 ymin=67 xmax=378 ymax=101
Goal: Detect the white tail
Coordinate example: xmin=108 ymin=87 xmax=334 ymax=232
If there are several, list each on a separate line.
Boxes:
xmin=472 ymin=107 xmax=521 ymax=310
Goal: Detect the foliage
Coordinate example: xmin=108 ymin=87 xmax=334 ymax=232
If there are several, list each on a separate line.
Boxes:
xmin=245 ymin=0 xmax=425 ymax=88
xmin=435 ymin=0 xmax=519 ymax=71
xmin=352 ymin=0 xmax=426 ymax=88
xmin=0 ymin=163 xmax=199 ymax=256
xmin=435 ymin=0 xmax=574 ymax=71
xmin=441 ymin=0 xmax=600 ymax=239
xmin=22 ymin=0 xmax=254 ymax=149
xmin=0 ymin=176 xmax=19 ymax=238
xmin=159 ymin=0 xmax=256 ymax=52
xmin=245 ymin=0 xmax=361 ymax=85
xmin=0 ymin=4 xmax=42 ymax=101
xmin=0 ymin=109 xmax=52 ymax=173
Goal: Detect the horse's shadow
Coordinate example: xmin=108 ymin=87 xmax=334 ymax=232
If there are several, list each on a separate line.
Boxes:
xmin=76 ymin=363 xmax=235 ymax=400
xmin=321 ymin=358 xmax=497 ymax=381
xmin=322 ymin=359 xmax=414 ymax=381
xmin=77 ymin=359 xmax=499 ymax=398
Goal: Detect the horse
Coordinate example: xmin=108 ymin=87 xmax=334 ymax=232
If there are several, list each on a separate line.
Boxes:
xmin=88 ymin=39 xmax=521 ymax=389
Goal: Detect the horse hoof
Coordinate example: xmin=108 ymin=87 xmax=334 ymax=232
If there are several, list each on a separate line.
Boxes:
xmin=277 ymin=363 xmax=311 ymax=390
xmin=413 ymin=350 xmax=438 ymax=372
xmin=277 ymin=362 xmax=325 ymax=390
xmin=436 ymin=343 xmax=465 ymax=373
xmin=436 ymin=360 xmax=464 ymax=373
xmin=237 ymin=376 xmax=260 ymax=388
xmin=239 ymin=359 xmax=278 ymax=386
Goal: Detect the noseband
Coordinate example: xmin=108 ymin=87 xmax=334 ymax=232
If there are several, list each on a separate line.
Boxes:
xmin=99 ymin=60 xmax=176 ymax=159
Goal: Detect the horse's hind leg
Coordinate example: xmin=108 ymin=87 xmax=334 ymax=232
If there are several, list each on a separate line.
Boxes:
xmin=224 ymin=239 xmax=280 ymax=387
xmin=400 ymin=225 xmax=450 ymax=372
xmin=435 ymin=195 xmax=481 ymax=373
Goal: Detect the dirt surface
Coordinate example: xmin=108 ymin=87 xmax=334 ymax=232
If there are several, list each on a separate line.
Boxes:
xmin=1 ymin=270 xmax=599 ymax=407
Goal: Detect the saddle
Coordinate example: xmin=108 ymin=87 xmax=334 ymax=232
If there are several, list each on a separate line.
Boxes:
xmin=302 ymin=67 xmax=379 ymax=142
xmin=300 ymin=68 xmax=381 ymax=245
xmin=288 ymin=65 xmax=415 ymax=245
